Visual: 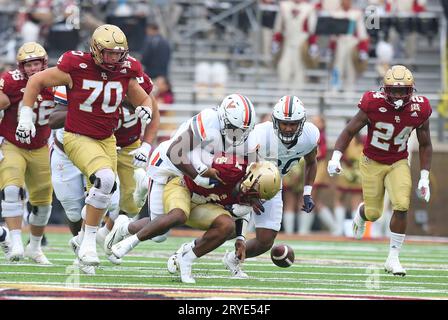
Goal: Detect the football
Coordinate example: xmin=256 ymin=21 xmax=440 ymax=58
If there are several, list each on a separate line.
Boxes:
xmin=270 ymin=244 xmax=295 ymax=268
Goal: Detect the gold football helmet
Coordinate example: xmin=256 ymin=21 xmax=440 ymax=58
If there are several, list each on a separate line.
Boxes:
xmin=16 ymin=42 xmax=48 ymax=78
xmin=383 ymin=65 xmax=415 ymax=109
xmin=90 ymin=24 xmax=129 ymax=72
xmin=240 ymin=161 xmax=281 ymax=201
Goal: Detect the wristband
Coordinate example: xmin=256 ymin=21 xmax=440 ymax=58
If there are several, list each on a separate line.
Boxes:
xmin=420 ymin=169 xmax=430 ymax=180
xmin=331 ymin=150 xmax=342 ymax=162
xmin=303 ymin=185 xmax=313 ymax=196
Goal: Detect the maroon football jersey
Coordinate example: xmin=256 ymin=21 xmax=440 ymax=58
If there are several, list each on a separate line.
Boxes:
xmin=184 ymin=154 xmax=248 ymax=206
xmin=0 ymin=69 xmax=54 ymax=149
xmin=56 ymin=51 xmax=143 ymax=140
xmin=358 ymin=91 xmax=432 ymax=165
xmin=115 ymin=72 xmax=153 ymax=147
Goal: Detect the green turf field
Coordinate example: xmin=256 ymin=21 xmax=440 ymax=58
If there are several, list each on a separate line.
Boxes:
xmin=0 ymin=232 xmax=447 ymax=299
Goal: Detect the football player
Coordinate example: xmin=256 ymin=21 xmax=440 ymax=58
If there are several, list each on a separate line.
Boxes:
xmin=113 ymin=156 xmax=280 ymax=284
xmin=328 ymin=65 xmax=432 ymax=276
xmin=222 ymin=95 xmax=320 ymax=278
xmin=0 ymin=42 xmax=54 ymax=264
xmin=16 ymin=24 xmax=159 ymax=266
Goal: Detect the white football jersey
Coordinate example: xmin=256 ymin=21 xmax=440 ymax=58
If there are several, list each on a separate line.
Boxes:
xmin=53 ymin=85 xmax=67 ymax=143
xmin=147 ymin=108 xmax=258 ymax=184
xmin=252 ymin=121 xmax=319 ymax=176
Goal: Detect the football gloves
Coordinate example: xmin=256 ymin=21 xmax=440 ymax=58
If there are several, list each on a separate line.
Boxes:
xmin=135 ymin=106 xmax=152 ymax=125
xmin=416 ymin=170 xmax=430 ymax=202
xmin=129 ymin=142 xmax=152 ymax=168
xmin=15 ymin=106 xmax=36 ymax=144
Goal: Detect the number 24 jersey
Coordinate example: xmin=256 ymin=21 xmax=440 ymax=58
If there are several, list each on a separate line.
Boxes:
xmin=358 ymin=91 xmax=432 ymax=165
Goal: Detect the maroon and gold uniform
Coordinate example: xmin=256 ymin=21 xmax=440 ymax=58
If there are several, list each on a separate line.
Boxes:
xmin=0 ymin=69 xmax=54 ymax=206
xmin=357 ymin=91 xmax=432 ymax=220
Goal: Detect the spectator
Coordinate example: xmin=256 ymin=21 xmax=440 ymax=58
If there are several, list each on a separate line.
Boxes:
xmin=153 ymin=76 xmax=175 ymax=143
xmin=141 ymin=22 xmax=171 ymax=78
xmin=272 ymin=0 xmax=318 ymax=89
xmin=259 ymin=0 xmax=279 ymax=66
xmin=329 ymin=0 xmax=369 ymax=93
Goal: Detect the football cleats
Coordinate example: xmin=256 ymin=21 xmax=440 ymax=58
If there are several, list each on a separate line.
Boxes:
xmin=90 ymin=24 xmax=129 ymax=72
xmin=16 ymin=42 xmax=48 ymax=78
xmin=240 ymin=161 xmax=281 ymax=201
xmin=382 ymin=65 xmax=415 ymax=109
xmin=272 ymin=95 xmax=306 ymax=144
xmin=217 ymin=94 xmax=256 ymax=146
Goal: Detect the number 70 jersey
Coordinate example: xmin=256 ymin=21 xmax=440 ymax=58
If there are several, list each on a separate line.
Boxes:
xmin=358 ymin=91 xmax=432 ymax=165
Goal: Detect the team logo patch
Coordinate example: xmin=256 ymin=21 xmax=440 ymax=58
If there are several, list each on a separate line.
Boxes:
xmin=101 ymin=72 xmax=108 ymax=80
xmin=410 ymin=104 xmax=421 ymax=112
xmin=79 ymin=63 xmax=87 ymax=69
xmin=395 ymin=116 xmax=400 ymax=123
xmin=411 ymin=112 xmax=418 ymax=117
xmin=120 ymin=68 xmax=127 ymax=74
xmin=379 ymin=107 xmax=387 ymax=113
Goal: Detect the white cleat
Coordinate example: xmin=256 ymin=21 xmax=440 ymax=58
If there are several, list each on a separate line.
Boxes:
xmin=104 ymin=215 xmax=129 ymax=256
xmin=111 ymin=237 xmax=133 ymax=259
xmin=352 ymin=203 xmax=366 ymax=240
xmin=107 ymin=254 xmax=122 ymax=265
xmin=74 ymin=258 xmax=96 ymax=275
xmin=69 ymin=236 xmax=80 ymax=255
xmin=167 ymin=242 xmax=193 ymax=274
xmin=8 ymin=243 xmax=24 ymax=262
xmin=0 ymin=229 xmax=12 ymax=258
xmin=176 ymin=252 xmax=195 ymax=284
xmin=133 ymin=168 xmax=150 ymax=208
xmin=222 ymin=251 xmax=248 ymax=279
xmin=25 ymin=244 xmax=52 ymax=265
xmin=78 ymin=245 xmax=100 ymax=266
xmin=385 ymin=255 xmax=406 ymax=276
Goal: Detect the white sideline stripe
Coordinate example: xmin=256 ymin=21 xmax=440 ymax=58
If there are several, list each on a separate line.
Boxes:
xmin=39 ymin=250 xmax=448 ymax=263
xmin=1 ymin=271 xmax=448 ymax=288
xmin=3 ymin=258 xmax=448 ymax=271
xmin=0 ymin=280 xmax=447 ymax=296
xmin=2 ymin=263 xmax=448 ymax=279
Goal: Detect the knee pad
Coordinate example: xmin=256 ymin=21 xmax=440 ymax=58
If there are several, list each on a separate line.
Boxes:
xmin=151 ymin=232 xmax=169 ymax=243
xmin=364 ymin=207 xmax=382 ymax=222
xmin=28 ymin=205 xmax=52 ymax=226
xmin=86 ymin=169 xmax=116 ymax=209
xmin=81 ymin=205 xmax=87 ymax=220
xmin=1 ymin=186 xmax=25 ymax=218
xmin=61 ymin=198 xmax=84 ymax=223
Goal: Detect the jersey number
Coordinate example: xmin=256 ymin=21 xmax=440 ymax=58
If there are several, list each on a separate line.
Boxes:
xmin=80 ymin=80 xmax=123 ymax=113
xmin=371 ymin=122 xmax=413 ymax=152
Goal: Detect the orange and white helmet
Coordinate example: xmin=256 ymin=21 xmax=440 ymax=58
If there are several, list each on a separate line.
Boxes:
xmin=16 ymin=42 xmax=48 ymax=78
xmin=272 ymin=95 xmax=306 ymax=144
xmin=90 ymin=24 xmax=129 ymax=72
xmin=217 ymin=94 xmax=256 ymax=146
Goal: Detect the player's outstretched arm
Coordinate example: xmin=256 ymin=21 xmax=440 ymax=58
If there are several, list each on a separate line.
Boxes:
xmin=302 ymin=147 xmax=318 ymax=213
xmin=328 ymin=110 xmax=368 ymax=176
xmin=416 ymin=119 xmax=433 ymax=202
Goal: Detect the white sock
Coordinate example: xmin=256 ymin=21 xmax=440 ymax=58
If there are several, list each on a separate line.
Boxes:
xmin=77 ymin=229 xmax=85 ymax=243
xmin=127 ymin=234 xmax=141 ymax=249
xmin=318 ymin=206 xmax=336 ymax=232
xmin=29 ymin=234 xmax=42 ymax=251
xmin=10 ymin=229 xmax=23 ymax=250
xmin=283 ymin=212 xmax=295 ymax=234
xmin=334 ymin=206 xmax=346 ymax=236
xmin=182 ymin=248 xmax=198 ymax=263
xmin=389 ymin=232 xmax=405 ymax=257
xmin=121 ymin=221 xmax=131 ymax=237
xmin=97 ymin=225 xmax=110 ymax=239
xmin=82 ymin=224 xmax=97 ymax=249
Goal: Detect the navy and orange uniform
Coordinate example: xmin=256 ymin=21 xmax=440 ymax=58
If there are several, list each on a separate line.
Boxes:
xmin=184 ymin=154 xmax=248 ymax=206
xmin=358 ymin=90 xmax=432 ymax=165
xmin=0 ymin=69 xmax=54 ymax=149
